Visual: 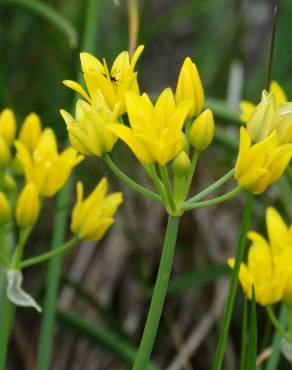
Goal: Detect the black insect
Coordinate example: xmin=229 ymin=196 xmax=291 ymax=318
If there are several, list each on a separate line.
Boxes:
xmin=102 ymin=73 xmax=118 ymax=85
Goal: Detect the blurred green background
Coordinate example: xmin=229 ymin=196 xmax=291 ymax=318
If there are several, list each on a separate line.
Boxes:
xmin=1 ymin=0 xmax=292 ymax=369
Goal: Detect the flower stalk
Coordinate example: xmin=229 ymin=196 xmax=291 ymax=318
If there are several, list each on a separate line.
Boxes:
xmin=132 ymin=215 xmax=180 ymax=370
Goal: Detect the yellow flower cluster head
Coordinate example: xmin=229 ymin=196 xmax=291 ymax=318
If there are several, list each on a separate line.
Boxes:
xmin=60 ymin=92 xmax=120 ymax=157
xmin=240 ymin=81 xmax=292 ymax=144
xmin=108 ymin=88 xmax=192 ymax=165
xmin=234 ymin=127 xmax=292 ymax=194
xmin=15 ymin=128 xmax=83 ymax=197
xmin=228 ymin=207 xmax=292 ymax=306
xmin=71 ymin=178 xmax=123 ymax=241
xmin=63 ymin=45 xmax=144 ymax=115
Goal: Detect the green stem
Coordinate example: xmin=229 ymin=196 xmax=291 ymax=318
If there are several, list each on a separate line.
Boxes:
xmin=182 ymin=150 xmax=199 ymax=200
xmin=10 ymin=227 xmax=32 ymax=269
xmin=20 ymin=237 xmax=78 ymax=269
xmin=147 ymin=164 xmax=168 ymax=204
xmin=212 ymin=192 xmax=254 ymax=370
xmin=132 ymin=215 xmax=180 ymax=370
xmin=266 ymin=306 xmax=291 ymax=344
xmin=185 ymin=168 xmax=235 ymax=204
xmin=103 ymin=154 xmax=162 ymax=203
xmin=36 ymin=1 xmax=102 ymax=369
xmin=181 ymin=187 xmax=241 ymax=211
xmin=159 ymin=165 xmax=175 ymax=211
xmin=0 ymin=291 xmax=14 ymax=370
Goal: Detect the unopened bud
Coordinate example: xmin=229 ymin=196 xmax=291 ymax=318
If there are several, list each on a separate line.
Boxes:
xmin=247 ymin=90 xmax=275 ymax=142
xmin=0 ymin=108 xmax=16 ymax=145
xmin=16 ymin=183 xmax=40 ymax=228
xmin=189 ymin=109 xmax=214 ymax=151
xmin=172 ymin=151 xmax=191 ymax=177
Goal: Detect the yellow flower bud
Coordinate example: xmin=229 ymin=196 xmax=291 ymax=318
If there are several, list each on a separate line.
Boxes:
xmin=189 ymin=109 xmax=214 ymax=151
xmin=172 ymin=151 xmax=191 ymax=177
xmin=175 ymin=57 xmax=204 ymax=118
xmin=0 ymin=192 xmax=12 ymax=225
xmin=18 ymin=113 xmax=42 ymax=153
xmin=15 ymin=183 xmax=40 ymax=228
xmin=0 ymin=108 xmax=16 ymax=145
xmin=246 ymin=90 xmax=275 ymax=142
xmin=0 ymin=135 xmax=11 ymax=168
xmin=71 ymin=179 xmax=123 ymax=241
xmin=3 ymin=174 xmax=17 ymax=193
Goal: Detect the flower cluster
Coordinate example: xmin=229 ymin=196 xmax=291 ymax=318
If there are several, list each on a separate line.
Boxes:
xmin=228 ymin=207 xmax=292 ymax=306
xmin=235 ymin=82 xmax=292 ymax=194
xmin=0 ymin=108 xmax=123 ymax=311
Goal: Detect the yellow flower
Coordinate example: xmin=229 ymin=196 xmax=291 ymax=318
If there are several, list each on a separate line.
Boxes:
xmin=71 ymin=178 xmax=123 ymax=241
xmin=0 ymin=108 xmax=16 ymax=145
xmin=60 ymin=93 xmax=120 ymax=156
xmin=108 ymin=88 xmax=192 ymax=165
xmin=240 ymin=81 xmax=287 ymax=121
xmin=63 ymin=45 xmax=144 ymax=115
xmin=0 ymin=135 xmax=11 ymax=168
xmin=15 ymin=128 xmax=83 ymax=197
xmin=18 ymin=113 xmax=42 ymax=154
xmin=189 ymin=109 xmax=214 ymax=151
xmin=175 ymin=57 xmax=204 ymax=118
xmin=265 ymin=207 xmax=292 ymax=303
xmin=240 ymin=82 xmax=292 ymax=144
xmin=234 ymin=127 xmax=292 ymax=194
xmin=16 ymin=182 xmax=40 ymax=228
xmin=228 ymin=231 xmax=287 ymax=306
xmin=0 ymin=192 xmax=12 ymax=225
xmin=229 ymin=207 xmax=292 ymax=305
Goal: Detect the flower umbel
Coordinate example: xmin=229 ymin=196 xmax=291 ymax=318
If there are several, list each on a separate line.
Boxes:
xmin=71 ymin=178 xmax=123 ymax=241
xmin=63 ymin=45 xmax=144 ymax=114
xmin=109 ymin=88 xmax=192 ymax=165
xmin=15 ymin=128 xmax=83 ymax=197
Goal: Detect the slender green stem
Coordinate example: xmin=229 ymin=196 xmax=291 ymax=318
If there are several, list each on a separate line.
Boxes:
xmin=159 ymin=165 xmax=175 ymax=211
xmin=36 ymin=1 xmax=102 ymax=369
xmin=181 ymin=187 xmax=241 ymax=212
xmin=10 ymin=227 xmax=32 ymax=269
xmin=212 ymin=192 xmax=254 ymax=370
xmin=147 ymin=164 xmax=168 ymax=205
xmin=266 ymin=306 xmax=291 ymax=344
xmin=182 ymin=150 xmax=199 ymax=200
xmin=20 ymin=237 xmax=78 ymax=269
xmin=103 ymin=154 xmax=162 ymax=203
xmin=265 ymin=305 xmax=287 ymax=370
xmin=185 ymin=168 xmax=235 ymax=204
xmin=132 ymin=216 xmax=180 ymax=370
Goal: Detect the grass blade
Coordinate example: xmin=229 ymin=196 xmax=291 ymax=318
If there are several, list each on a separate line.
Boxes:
xmin=6 ymin=0 xmax=78 ymax=47
xmin=239 ymin=295 xmax=249 ymax=370
xmin=247 ymin=288 xmax=257 ymax=370
xmin=57 ymin=309 xmax=161 ymax=370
